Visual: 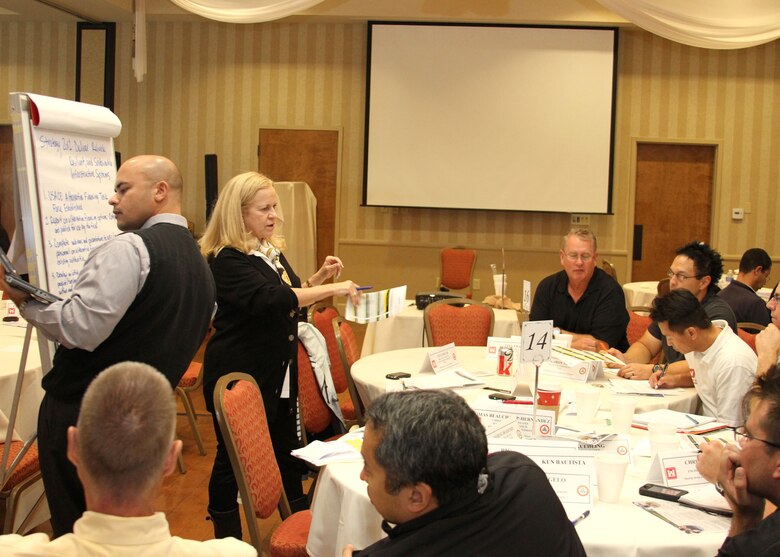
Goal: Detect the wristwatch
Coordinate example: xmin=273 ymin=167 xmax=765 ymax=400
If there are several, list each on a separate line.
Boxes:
xmin=652 ymin=364 xmax=667 ymax=374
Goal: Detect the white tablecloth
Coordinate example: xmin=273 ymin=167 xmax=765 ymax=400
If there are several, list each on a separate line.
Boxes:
xmin=622 ymin=281 xmax=658 ymax=309
xmin=350 ymin=346 xmax=701 ymax=414
xmin=0 ymin=322 xmax=48 ymax=533
xmin=360 ymin=301 xmax=523 ymax=357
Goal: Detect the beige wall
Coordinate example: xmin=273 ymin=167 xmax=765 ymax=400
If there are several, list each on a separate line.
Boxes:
xmin=1 ymin=20 xmax=778 ymax=299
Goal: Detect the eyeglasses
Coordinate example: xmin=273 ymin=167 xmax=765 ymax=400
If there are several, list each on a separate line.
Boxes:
xmin=730 ymin=425 xmax=780 ymax=450
xmin=666 ymin=269 xmax=703 ymax=281
xmin=565 ymin=253 xmax=594 ymax=262
xmin=769 ymin=294 xmax=780 ymax=306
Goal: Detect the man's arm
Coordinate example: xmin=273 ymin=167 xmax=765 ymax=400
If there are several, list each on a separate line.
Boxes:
xmin=21 ymin=236 xmax=147 ymax=350
xmin=608 ymin=330 xmax=661 ymax=379
xmin=586 ymin=281 xmax=630 ymax=349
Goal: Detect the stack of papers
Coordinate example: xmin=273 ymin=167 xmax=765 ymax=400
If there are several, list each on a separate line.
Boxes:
xmin=608 ymin=378 xmax=683 ymax=397
xmin=679 ymin=486 xmax=732 ymax=516
xmin=403 ymin=369 xmax=484 ymax=390
xmin=632 ymin=409 xmax=728 ymax=433
xmin=291 ymin=428 xmax=364 ymax=466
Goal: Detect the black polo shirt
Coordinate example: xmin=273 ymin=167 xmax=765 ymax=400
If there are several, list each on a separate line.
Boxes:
xmin=718 ymin=280 xmax=770 ymax=328
xmin=530 ymin=267 xmax=629 ymax=351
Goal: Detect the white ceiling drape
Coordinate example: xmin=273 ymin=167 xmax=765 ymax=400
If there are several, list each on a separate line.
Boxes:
xmin=168 ymin=0 xmax=326 ymax=24
xmin=597 ymin=0 xmax=780 ymax=49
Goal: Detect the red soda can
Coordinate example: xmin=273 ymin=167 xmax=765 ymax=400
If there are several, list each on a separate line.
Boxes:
xmin=497 ymin=347 xmax=513 ymax=376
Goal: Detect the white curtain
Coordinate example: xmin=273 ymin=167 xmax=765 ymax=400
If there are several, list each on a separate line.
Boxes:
xmin=597 ymin=0 xmax=780 ymax=49
xmin=169 ymin=0 xmax=326 ymax=23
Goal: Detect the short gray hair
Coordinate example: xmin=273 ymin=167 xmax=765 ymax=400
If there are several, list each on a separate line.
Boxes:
xmin=562 ymin=228 xmax=597 ymax=253
xmin=366 ymin=390 xmax=487 ymax=506
xmin=77 ymin=362 xmax=176 ymax=500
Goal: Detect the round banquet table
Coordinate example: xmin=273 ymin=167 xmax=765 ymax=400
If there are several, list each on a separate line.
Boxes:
xmin=622 ymin=281 xmax=658 ymax=309
xmin=350 ymin=346 xmax=701 ymax=414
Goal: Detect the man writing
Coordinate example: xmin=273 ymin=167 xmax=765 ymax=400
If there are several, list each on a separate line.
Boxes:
xmin=609 ymin=241 xmax=736 ymax=381
xmin=695 ymin=364 xmax=780 ymax=556
xmin=0 ymin=362 xmax=255 ymax=555
xmin=0 ymin=155 xmax=216 ymax=536
xmin=343 ymin=390 xmax=585 ymax=557
xmin=718 ymin=247 xmax=772 ymax=328
xmin=530 ymin=228 xmax=629 ymax=351
xmin=647 ymin=290 xmax=756 ymax=426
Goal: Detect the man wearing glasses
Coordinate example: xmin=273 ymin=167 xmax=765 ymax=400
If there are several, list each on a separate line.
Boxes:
xmin=608 ymin=241 xmax=736 ymax=381
xmin=756 ymin=292 xmax=780 ymax=376
xmin=530 ymin=228 xmax=629 ymax=351
xmin=696 ymin=364 xmax=780 ymax=556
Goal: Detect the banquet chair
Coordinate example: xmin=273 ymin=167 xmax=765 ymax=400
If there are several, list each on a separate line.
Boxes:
xmin=626 ymin=307 xmax=653 ymax=346
xmin=308 ymin=303 xmax=357 ymax=422
xmin=601 ymin=259 xmax=618 ymax=281
xmin=332 ymin=316 xmax=365 ymax=425
xmin=297 ymin=340 xmax=346 ymax=445
xmin=175 ymin=360 xmax=206 ymax=457
xmin=1 ymin=439 xmax=45 ymax=534
xmin=214 ymin=373 xmax=311 ymax=557
xmin=736 ymin=323 xmax=764 ymax=354
xmin=424 ymin=298 xmax=495 ymax=347
xmin=439 ymin=247 xmax=477 ymax=298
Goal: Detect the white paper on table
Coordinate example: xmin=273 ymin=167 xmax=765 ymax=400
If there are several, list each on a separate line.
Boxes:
xmin=483 ymin=416 xmax=520 ymax=439
xmin=632 ymin=499 xmax=731 ymax=534
xmin=488 ymin=437 xmax=594 ymax=520
xmin=402 ymin=369 xmax=484 ymax=390
xmin=632 ymin=409 xmax=716 ymax=429
xmin=474 ymin=399 xmax=556 ymax=438
xmin=647 ymin=450 xmax=707 ymax=488
xmin=290 ymin=429 xmax=365 ymax=466
xmin=345 ymin=285 xmax=407 ymax=324
xmin=608 ymin=378 xmax=684 ymax=397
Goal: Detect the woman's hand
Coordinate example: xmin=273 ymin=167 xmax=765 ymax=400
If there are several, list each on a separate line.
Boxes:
xmin=311 ymin=255 xmax=345 ymax=284
xmin=333 ymin=280 xmax=361 ymax=306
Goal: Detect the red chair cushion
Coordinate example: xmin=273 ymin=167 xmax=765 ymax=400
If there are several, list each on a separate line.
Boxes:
xmin=1 ymin=441 xmax=40 ymax=490
xmin=270 ymin=509 xmax=312 ymax=557
xmin=177 ymin=361 xmax=202 ymax=388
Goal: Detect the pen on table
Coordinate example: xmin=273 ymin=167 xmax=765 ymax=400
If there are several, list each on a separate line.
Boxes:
xmin=687 ymin=434 xmax=700 ymax=449
xmin=503 ymin=399 xmax=533 ymax=405
xmin=685 ymin=413 xmax=700 ymax=426
xmin=483 ymin=387 xmax=511 ymax=394
xmin=356 ymin=285 xmax=373 ymax=291
xmin=571 ymin=510 xmax=590 ymax=526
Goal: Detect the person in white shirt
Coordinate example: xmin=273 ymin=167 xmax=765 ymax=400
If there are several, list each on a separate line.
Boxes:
xmin=0 ymin=362 xmax=256 ymax=557
xmin=648 ymin=290 xmax=757 ymax=426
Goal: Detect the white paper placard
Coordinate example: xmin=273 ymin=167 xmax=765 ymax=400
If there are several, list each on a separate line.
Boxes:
xmin=472 ymin=399 xmax=556 ymax=437
xmin=540 ymin=360 xmax=598 ymax=383
xmin=488 ymin=438 xmax=594 ymax=519
xmin=419 ymin=342 xmax=459 ymax=374
xmin=522 ymin=280 xmax=531 ymax=312
xmin=485 ymin=337 xmax=524 ymax=362
xmin=521 ymin=320 xmax=553 ymax=362
xmin=647 ymin=451 xmax=707 ymax=488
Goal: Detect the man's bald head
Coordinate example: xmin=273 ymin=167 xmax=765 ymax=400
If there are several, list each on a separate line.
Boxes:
xmin=110 ymin=155 xmax=183 ymax=231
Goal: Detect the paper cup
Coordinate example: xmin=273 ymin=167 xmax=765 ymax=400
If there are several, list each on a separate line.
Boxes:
xmin=575 ymin=386 xmax=601 ymax=423
xmin=596 ymin=454 xmax=629 ymax=503
xmin=493 ymin=274 xmax=507 ymax=297
xmin=536 ymin=383 xmax=562 ymax=422
xmin=610 ymin=397 xmax=636 ymax=434
xmin=648 ymin=421 xmax=679 ymax=454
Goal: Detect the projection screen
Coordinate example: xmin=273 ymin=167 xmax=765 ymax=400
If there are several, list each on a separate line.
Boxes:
xmin=363 ymin=22 xmax=618 ymax=213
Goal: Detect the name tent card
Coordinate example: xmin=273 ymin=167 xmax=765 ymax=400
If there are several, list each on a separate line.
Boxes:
xmin=522 ymin=280 xmax=531 ymax=312
xmin=420 ymin=342 xmax=459 ymax=374
xmin=647 ymin=450 xmax=707 ymax=488
xmin=472 ymin=399 xmax=556 ymax=438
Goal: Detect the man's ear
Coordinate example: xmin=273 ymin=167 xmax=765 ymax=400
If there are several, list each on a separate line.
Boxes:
xmin=162 ymin=440 xmax=183 ymax=478
xmin=699 ymin=274 xmax=711 ymax=292
xmin=153 ymin=180 xmax=169 ymax=202
xmin=406 ymin=482 xmax=436 ymax=515
xmin=66 ymin=426 xmax=79 ymax=468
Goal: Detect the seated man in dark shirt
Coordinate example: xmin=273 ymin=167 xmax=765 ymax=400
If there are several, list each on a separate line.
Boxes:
xmin=344 ymin=390 xmax=585 ymax=557
xmin=718 ymin=247 xmax=772 ymax=329
xmin=530 ymin=228 xmax=629 ymax=351
xmin=608 ymin=241 xmax=736 ymax=382
xmin=696 ymin=364 xmax=780 ymax=557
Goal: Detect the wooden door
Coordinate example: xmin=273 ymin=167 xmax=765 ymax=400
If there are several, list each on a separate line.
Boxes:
xmin=258 ymin=128 xmax=339 ymax=271
xmin=632 ymin=143 xmax=715 ymax=281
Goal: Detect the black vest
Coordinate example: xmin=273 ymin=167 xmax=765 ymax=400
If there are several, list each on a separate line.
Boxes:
xmin=43 ymin=223 xmax=216 ymax=400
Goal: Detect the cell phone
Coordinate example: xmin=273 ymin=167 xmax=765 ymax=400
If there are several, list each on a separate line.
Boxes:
xmin=385 ymin=372 xmax=411 ymax=380
xmin=638 ymin=483 xmax=688 ymax=502
xmin=488 ymin=392 xmax=516 ymax=401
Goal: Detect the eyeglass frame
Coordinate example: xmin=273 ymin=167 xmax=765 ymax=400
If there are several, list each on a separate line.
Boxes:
xmin=666 ymin=269 xmax=704 ymax=282
xmin=729 ymin=425 xmax=780 ymax=450
xmin=768 ymin=294 xmax=780 ymax=306
xmin=564 ymin=252 xmax=594 ymax=262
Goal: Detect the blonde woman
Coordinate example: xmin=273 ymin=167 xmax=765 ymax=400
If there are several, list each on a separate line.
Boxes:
xmin=199 ymin=171 xmax=360 ymax=539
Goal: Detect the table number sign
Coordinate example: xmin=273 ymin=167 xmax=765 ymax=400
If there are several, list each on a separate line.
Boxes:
xmin=521 ymin=320 xmax=553 ymax=362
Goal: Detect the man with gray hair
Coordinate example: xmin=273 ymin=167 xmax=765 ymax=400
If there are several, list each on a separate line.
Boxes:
xmin=531 ymin=228 xmax=629 ymax=351
xmin=343 ymin=390 xmax=585 ymax=557
xmin=0 ymin=362 xmax=255 ymax=556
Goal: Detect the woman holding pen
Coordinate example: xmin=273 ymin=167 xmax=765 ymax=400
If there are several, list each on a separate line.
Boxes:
xmin=199 ymin=171 xmax=361 ymax=539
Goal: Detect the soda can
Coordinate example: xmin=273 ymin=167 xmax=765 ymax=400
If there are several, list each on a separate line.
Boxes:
xmin=497 ymin=347 xmax=513 ymax=376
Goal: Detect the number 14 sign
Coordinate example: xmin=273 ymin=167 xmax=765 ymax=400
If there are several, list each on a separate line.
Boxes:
xmin=521 ymin=320 xmax=553 ymax=363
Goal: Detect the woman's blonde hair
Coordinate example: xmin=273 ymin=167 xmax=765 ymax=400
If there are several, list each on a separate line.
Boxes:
xmin=199 ymin=171 xmax=285 ymax=257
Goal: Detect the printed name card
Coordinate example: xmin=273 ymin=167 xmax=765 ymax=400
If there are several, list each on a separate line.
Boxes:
xmin=647 ymin=451 xmax=707 ymax=488
xmin=472 ymin=399 xmax=556 ymax=438
xmin=488 ymin=438 xmax=594 ymax=519
xmin=485 ymin=337 xmax=524 ymax=361
xmin=522 ymin=280 xmax=531 ymax=312
xmin=420 ymin=342 xmax=459 ymax=374
xmin=540 ymin=360 xmax=598 ymax=383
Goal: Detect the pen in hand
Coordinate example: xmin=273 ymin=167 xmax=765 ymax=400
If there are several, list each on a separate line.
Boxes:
xmin=654 ymin=364 xmax=668 ymax=390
